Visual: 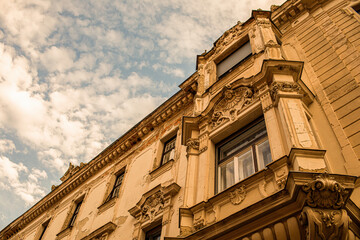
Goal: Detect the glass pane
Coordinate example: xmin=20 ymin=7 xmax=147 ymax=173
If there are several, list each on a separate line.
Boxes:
xmin=256 ymin=139 xmax=272 ymax=170
xmin=219 ymin=160 xmax=235 ymax=192
xmin=237 ymin=149 xmax=254 ymax=180
xmin=161 ymin=152 xmax=170 ymax=164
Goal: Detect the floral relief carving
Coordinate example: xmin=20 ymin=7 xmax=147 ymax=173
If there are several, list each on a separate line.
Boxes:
xmin=141 ymin=191 xmax=164 ymax=222
xmin=211 ymin=86 xmax=253 ymax=128
xmin=299 ymin=207 xmax=348 ymax=240
xmin=229 ymin=185 xmax=246 ymax=205
xmin=302 ymin=173 xmax=348 ymax=209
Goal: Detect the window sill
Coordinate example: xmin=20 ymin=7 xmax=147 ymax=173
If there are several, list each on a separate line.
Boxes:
xmin=149 ymin=159 xmax=174 ymax=181
xmin=97 ymin=197 xmax=117 ymax=215
xmin=56 ymin=227 xmax=72 ymax=239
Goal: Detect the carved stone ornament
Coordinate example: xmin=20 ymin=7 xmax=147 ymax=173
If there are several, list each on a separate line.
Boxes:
xmin=270 ymin=81 xmax=302 ymax=101
xmin=141 ymin=191 xmax=164 ymax=222
xmin=215 ymin=22 xmax=243 ymax=54
xmin=186 ymin=138 xmax=199 ymax=151
xmin=299 ymin=207 xmax=349 ymax=240
xmin=229 ymin=185 xmax=246 ymax=205
xmin=211 ymin=86 xmax=253 ymax=128
xmin=302 ymin=173 xmax=348 ymax=209
xmin=60 ymin=162 xmax=87 ymax=182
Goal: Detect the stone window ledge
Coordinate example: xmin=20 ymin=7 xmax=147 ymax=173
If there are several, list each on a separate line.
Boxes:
xmin=150 ymin=159 xmax=174 ymax=181
xmin=80 ymin=222 xmax=117 ymax=240
xmin=97 ymin=197 xmax=117 ymax=215
xmin=56 ymin=227 xmax=72 ymax=240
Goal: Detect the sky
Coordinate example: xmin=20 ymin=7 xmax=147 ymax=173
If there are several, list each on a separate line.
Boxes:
xmin=0 ymin=0 xmax=285 ymax=229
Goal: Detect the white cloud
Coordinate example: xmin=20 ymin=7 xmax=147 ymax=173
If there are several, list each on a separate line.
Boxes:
xmin=40 ymin=46 xmax=76 ymax=72
xmin=0 ymin=140 xmax=16 ymax=154
xmin=0 ymin=156 xmax=47 ymax=205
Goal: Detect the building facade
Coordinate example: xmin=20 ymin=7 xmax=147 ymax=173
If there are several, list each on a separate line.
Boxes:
xmin=1 ymin=0 xmax=360 ymax=239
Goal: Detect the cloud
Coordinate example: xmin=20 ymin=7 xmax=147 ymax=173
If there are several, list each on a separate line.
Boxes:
xmin=0 ymin=156 xmax=47 ymax=205
xmin=0 ymin=140 xmax=16 ymax=154
xmin=40 ymin=46 xmax=76 ymax=72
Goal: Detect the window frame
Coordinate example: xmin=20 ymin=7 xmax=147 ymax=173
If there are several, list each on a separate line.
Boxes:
xmin=215 ymin=118 xmax=272 ymax=193
xmin=145 ymin=224 xmax=162 ymax=240
xmin=216 ymin=39 xmax=252 ymax=80
xmin=160 ymin=135 xmax=176 ymax=166
xmin=105 ymin=172 xmax=124 ymax=202
xmin=68 ymin=199 xmax=83 ymax=228
xmin=38 ymin=219 xmax=50 ymax=240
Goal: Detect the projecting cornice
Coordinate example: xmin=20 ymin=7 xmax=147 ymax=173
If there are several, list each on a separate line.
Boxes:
xmin=271 ymin=0 xmax=334 ymax=28
xmin=0 ymin=85 xmax=195 ymax=240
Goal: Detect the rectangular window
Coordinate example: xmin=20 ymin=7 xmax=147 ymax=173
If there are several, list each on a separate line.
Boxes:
xmin=145 ymin=225 xmax=162 ymax=240
xmin=106 ymin=172 xmax=124 ymax=202
xmin=217 ymin=40 xmax=252 ymax=79
xmin=217 ymin=119 xmax=272 ymax=192
xmin=68 ymin=200 xmax=83 ymax=228
xmin=38 ymin=220 xmax=50 ymax=240
xmin=160 ymin=136 xmax=176 ymax=165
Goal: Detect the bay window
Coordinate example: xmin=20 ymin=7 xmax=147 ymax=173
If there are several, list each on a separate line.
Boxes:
xmin=217 ymin=119 xmax=272 ymax=192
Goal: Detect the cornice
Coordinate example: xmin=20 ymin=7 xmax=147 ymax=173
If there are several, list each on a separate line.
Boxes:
xmin=0 ymin=88 xmax=195 ymax=240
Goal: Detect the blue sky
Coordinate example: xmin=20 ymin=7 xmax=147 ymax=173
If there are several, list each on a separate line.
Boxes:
xmin=0 ymin=0 xmax=285 ymax=229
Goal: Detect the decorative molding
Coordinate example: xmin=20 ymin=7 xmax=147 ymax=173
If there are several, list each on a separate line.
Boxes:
xmin=229 ymin=185 xmax=246 ymax=205
xmin=276 ymin=177 xmax=287 ymax=189
xmin=80 ymin=222 xmax=117 ymax=240
xmin=149 ymin=159 xmax=174 ymax=181
xmin=299 ymin=207 xmax=349 ymax=240
xmin=302 ymin=173 xmax=349 ymax=209
xmin=199 ymin=146 xmax=208 ymax=154
xmin=129 ymin=183 xmax=180 ymax=222
xmin=61 ymin=162 xmax=87 ymax=182
xmin=270 ymin=81 xmax=302 ymax=101
xmin=56 ymin=227 xmax=72 ymax=240
xmin=193 ymin=218 xmax=205 ymax=231
xmin=186 ymin=138 xmax=200 ymax=151
xmin=142 ymin=191 xmax=164 ymax=222
xmin=129 ymin=183 xmax=180 ymax=240
xmin=97 ymin=197 xmax=116 ymax=215
xmin=211 ymin=86 xmax=254 ymax=128
xmin=214 ymin=22 xmax=243 ymax=55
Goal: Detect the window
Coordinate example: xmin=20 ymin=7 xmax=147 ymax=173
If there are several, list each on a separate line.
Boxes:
xmin=145 ymin=225 xmax=162 ymax=240
xmin=216 ymin=119 xmax=272 ymax=192
xmin=160 ymin=135 xmax=176 ymax=165
xmin=105 ymin=172 xmax=124 ymax=202
xmin=38 ymin=220 xmax=50 ymax=240
xmin=217 ymin=40 xmax=252 ymax=79
xmin=68 ymin=200 xmax=83 ymax=228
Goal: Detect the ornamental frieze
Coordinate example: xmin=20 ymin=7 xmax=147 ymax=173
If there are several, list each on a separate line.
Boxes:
xmin=211 ymin=86 xmax=254 ymax=128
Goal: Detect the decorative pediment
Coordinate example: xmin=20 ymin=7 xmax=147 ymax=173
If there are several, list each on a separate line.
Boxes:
xmin=210 ymin=85 xmax=254 ymax=128
xmin=214 ymin=22 xmax=243 ymax=55
xmin=128 ymin=183 xmax=180 ymax=223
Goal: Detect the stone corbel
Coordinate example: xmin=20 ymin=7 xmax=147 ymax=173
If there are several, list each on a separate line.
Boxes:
xmin=299 ymin=173 xmax=351 ymax=239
